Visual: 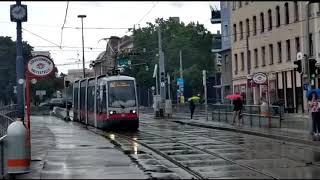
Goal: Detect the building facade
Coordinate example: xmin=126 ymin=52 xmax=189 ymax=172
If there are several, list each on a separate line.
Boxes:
xmin=92 ymin=35 xmax=133 ymax=76
xmin=220 ymin=1 xmax=233 ymax=102
xmin=231 ymin=1 xmax=320 ymax=113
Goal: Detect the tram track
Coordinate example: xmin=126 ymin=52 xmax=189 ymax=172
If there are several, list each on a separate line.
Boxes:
xmin=99 ymin=121 xmax=279 ymax=179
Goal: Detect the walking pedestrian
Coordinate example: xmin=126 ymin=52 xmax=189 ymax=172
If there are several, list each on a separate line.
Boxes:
xmin=308 ymin=92 xmax=320 ymax=140
xmin=189 ymin=99 xmax=195 ymax=119
xmin=232 ymin=95 xmax=243 ymax=126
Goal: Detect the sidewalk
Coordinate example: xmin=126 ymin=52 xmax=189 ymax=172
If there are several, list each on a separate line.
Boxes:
xmin=16 ymin=115 xmax=148 ymax=179
xmin=169 ymin=112 xmax=320 ymax=147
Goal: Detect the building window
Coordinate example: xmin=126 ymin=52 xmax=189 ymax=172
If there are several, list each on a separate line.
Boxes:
xmin=224 ymin=54 xmax=228 ymax=68
xmin=262 ymin=46 xmax=266 ymax=66
xmin=240 ymin=21 xmax=243 ymax=39
xmin=245 ymin=1 xmax=249 ymax=5
xmin=269 ymin=44 xmax=274 ymax=65
xmin=248 ymin=50 xmax=251 ymax=73
xmin=239 ymin=1 xmax=242 ymax=8
xmin=246 ymin=18 xmax=250 ymax=37
xmin=224 ymin=24 xmax=229 ymax=36
xmin=294 ymin=1 xmax=299 ymax=22
xmin=260 ymin=12 xmax=265 ymax=33
xmin=295 ymin=37 xmax=300 ymax=54
xmin=253 ymin=16 xmax=257 ymax=35
xmin=285 ymin=2 xmax=289 ymax=24
xmin=254 ymin=48 xmax=258 ymax=68
xmin=241 ymin=52 xmax=245 ymax=70
xmin=232 ymin=2 xmax=236 ymax=10
xmin=268 ymin=9 xmax=272 ymax=30
xmin=309 ymin=33 xmax=313 ymax=56
xmin=277 ymin=41 xmax=282 ymax=63
xmin=286 ymin=39 xmax=291 ymax=61
xmin=276 ymin=6 xmax=280 ymax=27
xmin=233 ymin=24 xmax=237 ymax=42
xmin=234 ymin=54 xmax=238 ymax=74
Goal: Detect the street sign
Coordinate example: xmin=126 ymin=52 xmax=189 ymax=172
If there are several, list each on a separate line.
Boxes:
xmin=177 ymin=78 xmax=184 ymax=87
xmin=160 ymin=82 xmax=165 ymax=87
xmin=27 ymin=55 xmax=54 ymax=78
xmin=253 ymin=72 xmax=267 ymax=84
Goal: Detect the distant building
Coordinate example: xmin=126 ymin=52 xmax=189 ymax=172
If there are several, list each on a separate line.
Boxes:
xmin=219 ymin=1 xmax=233 ymax=102
xmin=92 ymin=35 xmax=133 ymax=76
xmin=31 ymin=51 xmax=51 ymax=58
xmin=66 ymin=68 xmax=94 ymax=82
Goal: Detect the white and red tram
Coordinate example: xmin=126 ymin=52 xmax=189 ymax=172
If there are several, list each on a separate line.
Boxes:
xmin=73 ymin=74 xmax=139 ymax=130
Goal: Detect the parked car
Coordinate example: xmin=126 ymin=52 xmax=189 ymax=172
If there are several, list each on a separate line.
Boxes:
xmin=39 ymin=98 xmax=72 ymax=110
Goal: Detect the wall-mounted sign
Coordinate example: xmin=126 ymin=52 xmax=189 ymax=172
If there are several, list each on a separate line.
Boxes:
xmin=27 ymin=55 xmax=54 ymax=78
xmin=253 ymin=72 xmax=267 ymax=84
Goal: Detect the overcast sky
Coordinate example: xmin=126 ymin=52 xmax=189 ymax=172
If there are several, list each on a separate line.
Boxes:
xmin=0 ymin=1 xmax=220 ymax=74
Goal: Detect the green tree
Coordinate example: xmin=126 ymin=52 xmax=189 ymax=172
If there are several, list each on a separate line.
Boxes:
xmin=127 ymin=18 xmax=216 ymax=96
xmin=0 ymin=36 xmax=33 ymax=104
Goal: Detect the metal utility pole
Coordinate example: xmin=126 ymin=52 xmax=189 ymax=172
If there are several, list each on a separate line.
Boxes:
xmin=203 ymin=70 xmax=208 ymax=121
xmin=167 ymin=73 xmax=171 ymax=100
xmin=179 ymin=50 xmax=183 ymax=79
xmin=246 ymin=34 xmax=253 ymax=104
xmin=78 ymin=15 xmax=86 ymax=78
xmin=158 ymin=27 xmax=166 ymax=101
xmin=13 ymin=0 xmax=26 ymax=120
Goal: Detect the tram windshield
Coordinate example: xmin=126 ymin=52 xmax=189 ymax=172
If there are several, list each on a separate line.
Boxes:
xmin=108 ymin=80 xmax=136 ymax=108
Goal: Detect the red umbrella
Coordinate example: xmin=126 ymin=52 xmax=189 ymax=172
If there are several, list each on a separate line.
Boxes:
xmin=225 ymin=93 xmax=242 ymax=100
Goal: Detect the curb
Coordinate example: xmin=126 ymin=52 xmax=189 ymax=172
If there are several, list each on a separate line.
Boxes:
xmin=170 ymin=118 xmax=320 ymax=147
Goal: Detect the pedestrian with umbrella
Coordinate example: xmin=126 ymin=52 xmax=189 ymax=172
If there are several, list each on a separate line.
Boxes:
xmin=188 ymin=94 xmax=200 ymax=119
xmin=226 ymin=93 xmax=243 ymax=126
xmin=308 ymin=91 xmax=320 ymax=140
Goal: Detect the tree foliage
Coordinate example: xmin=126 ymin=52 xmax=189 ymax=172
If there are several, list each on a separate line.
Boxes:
xmin=0 ymin=36 xmax=64 ymax=105
xmin=0 ymin=36 xmax=33 ymax=104
xmin=128 ymin=18 xmax=215 ymax=96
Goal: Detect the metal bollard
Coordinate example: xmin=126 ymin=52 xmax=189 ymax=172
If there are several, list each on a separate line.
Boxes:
xmin=6 ymin=120 xmax=30 ymax=174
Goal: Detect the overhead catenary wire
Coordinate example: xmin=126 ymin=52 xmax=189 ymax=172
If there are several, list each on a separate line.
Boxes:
xmin=136 ymin=1 xmax=159 ymax=25
xmin=59 ymin=1 xmax=69 ymax=48
xmin=22 ymin=28 xmax=61 ymax=48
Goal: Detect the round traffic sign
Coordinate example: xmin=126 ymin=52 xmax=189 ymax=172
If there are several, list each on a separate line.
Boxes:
xmin=31 ymin=78 xmax=37 ymax=84
xmin=27 ymin=55 xmax=55 ymax=78
xmin=18 ymin=79 xmax=25 ymax=84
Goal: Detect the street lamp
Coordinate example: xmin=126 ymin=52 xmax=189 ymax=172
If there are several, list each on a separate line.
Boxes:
xmin=78 ymin=14 xmax=86 ymax=78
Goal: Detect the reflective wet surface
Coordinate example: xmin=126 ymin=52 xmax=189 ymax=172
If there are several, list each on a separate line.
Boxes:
xmin=105 ymin=113 xmax=320 ymax=179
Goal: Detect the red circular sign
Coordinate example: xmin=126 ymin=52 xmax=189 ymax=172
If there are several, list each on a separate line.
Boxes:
xmin=27 ymin=55 xmax=55 ymax=78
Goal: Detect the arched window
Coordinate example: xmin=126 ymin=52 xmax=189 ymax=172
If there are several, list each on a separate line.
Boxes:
xmin=285 ymin=2 xmax=289 ymax=24
xmin=294 ymin=1 xmax=299 ymax=22
xmin=268 ymin=9 xmax=272 ymax=30
xmin=276 ymin=6 xmax=280 ymax=27
xmin=260 ymin=12 xmax=264 ymax=33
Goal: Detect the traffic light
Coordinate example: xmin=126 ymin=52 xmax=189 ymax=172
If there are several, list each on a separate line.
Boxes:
xmin=309 ymin=59 xmax=317 ymax=77
xmin=293 ymin=60 xmax=302 ymax=73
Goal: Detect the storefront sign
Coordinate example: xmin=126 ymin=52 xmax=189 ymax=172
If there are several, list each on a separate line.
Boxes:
xmin=253 ymin=72 xmax=267 ymax=84
xmin=27 ymin=55 xmax=54 ymax=78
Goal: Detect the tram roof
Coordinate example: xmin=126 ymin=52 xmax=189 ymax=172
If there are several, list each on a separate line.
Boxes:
xmin=103 ymin=75 xmax=135 ymax=81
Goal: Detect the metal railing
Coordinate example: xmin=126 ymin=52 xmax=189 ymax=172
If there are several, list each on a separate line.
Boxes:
xmin=172 ymin=103 xmax=283 ymax=128
xmin=0 ymin=104 xmax=17 ymax=178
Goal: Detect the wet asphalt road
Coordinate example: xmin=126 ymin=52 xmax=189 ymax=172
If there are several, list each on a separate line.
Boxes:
xmin=101 ymin=113 xmax=320 ymax=179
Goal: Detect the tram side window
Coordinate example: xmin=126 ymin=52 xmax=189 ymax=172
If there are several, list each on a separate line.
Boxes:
xmin=87 ymin=86 xmax=94 ymax=112
xmin=97 ymin=85 xmax=107 ymax=113
xmin=74 ymin=87 xmax=78 ymax=109
xmin=96 ymin=85 xmax=100 ymax=113
xmin=102 ymin=85 xmax=107 ymax=113
xmin=80 ymin=86 xmax=86 ymax=110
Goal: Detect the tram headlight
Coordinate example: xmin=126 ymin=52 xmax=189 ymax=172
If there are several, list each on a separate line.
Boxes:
xmin=109 ymin=111 xmax=115 ymax=115
xmin=132 ymin=110 xmax=136 ymax=114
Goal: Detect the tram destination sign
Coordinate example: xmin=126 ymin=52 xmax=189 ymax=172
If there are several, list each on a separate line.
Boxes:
xmin=27 ymin=55 xmax=54 ymax=78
